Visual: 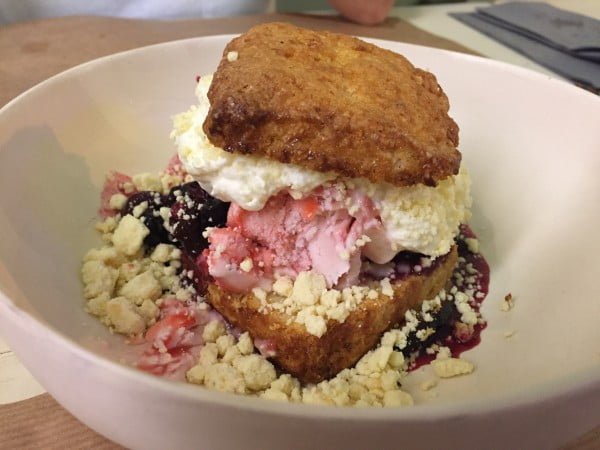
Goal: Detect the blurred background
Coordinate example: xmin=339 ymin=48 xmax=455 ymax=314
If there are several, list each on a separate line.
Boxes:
xmin=0 ymin=0 xmax=547 ymax=25
xmin=279 ymin=0 xmax=485 ymax=12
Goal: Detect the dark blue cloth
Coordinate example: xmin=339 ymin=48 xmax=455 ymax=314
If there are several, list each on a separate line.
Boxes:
xmin=451 ymin=2 xmax=600 ymax=92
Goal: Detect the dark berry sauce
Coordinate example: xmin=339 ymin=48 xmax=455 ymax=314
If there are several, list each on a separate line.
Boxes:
xmin=120 ymin=181 xmax=229 ymax=258
xmin=407 ymin=225 xmax=490 ymax=370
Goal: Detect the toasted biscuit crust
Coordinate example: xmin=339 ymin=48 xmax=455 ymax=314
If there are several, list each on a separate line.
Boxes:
xmin=204 ymin=22 xmax=460 ymax=187
xmin=206 ymin=246 xmax=457 ymax=384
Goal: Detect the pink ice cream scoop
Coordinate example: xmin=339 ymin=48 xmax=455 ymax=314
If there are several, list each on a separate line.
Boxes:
xmin=206 ymin=186 xmax=395 ymax=291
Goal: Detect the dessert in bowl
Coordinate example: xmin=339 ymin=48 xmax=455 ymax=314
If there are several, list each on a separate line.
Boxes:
xmin=80 ymin=24 xmax=489 ymax=404
xmin=0 ymin=23 xmax=599 ymax=450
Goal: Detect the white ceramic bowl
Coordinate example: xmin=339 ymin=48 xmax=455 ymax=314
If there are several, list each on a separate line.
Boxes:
xmin=1 ymin=35 xmax=599 ymax=450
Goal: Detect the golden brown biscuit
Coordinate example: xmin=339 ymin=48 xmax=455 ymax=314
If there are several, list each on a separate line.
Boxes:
xmin=206 ymin=246 xmax=457 ymax=384
xmin=204 ymin=22 xmax=460 ymax=187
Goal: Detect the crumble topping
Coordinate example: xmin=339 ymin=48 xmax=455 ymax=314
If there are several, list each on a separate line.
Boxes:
xmin=255 ymin=271 xmax=394 ymax=338
xmin=239 ymin=257 xmax=254 ymax=273
xmin=431 ymin=357 xmax=475 ymax=378
xmin=132 ymin=173 xmax=163 ymax=192
xmin=112 ymin=215 xmax=149 ymax=256
xmin=82 ymin=233 xmax=196 ymax=336
xmin=187 ymin=328 xmax=278 ymax=394
xmin=186 ymin=321 xmax=413 ymax=406
xmin=81 ymin=171 xmax=198 ymax=336
xmin=109 ymin=193 xmax=128 ymax=210
xmin=81 ymin=166 xmax=489 ymax=407
xmin=420 ymin=379 xmax=438 ymax=391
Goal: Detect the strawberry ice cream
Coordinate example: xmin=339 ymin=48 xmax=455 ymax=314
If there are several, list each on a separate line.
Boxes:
xmin=206 ymin=185 xmax=396 ymax=291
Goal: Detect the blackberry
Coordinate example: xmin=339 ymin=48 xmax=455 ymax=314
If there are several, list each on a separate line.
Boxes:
xmin=168 ymin=182 xmax=229 ymax=257
xmin=166 ymin=181 xmax=210 ymax=206
xmin=119 ymin=182 xmax=229 ymax=257
xmin=122 ymin=191 xmax=173 ymax=249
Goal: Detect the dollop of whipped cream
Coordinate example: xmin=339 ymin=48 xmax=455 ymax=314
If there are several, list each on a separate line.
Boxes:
xmin=173 ymin=74 xmax=471 ymax=258
xmin=173 ymin=74 xmax=335 ymax=211
xmin=348 ymin=172 xmax=471 ymax=257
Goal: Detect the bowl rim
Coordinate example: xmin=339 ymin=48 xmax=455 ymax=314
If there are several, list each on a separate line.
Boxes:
xmin=1 ymin=34 xmax=599 ymax=421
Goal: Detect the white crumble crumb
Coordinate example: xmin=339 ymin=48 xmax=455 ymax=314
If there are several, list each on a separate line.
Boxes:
xmin=84 ymin=246 xmax=126 ymax=267
xmin=150 ymin=243 xmax=176 ymax=263
xmin=233 ymin=354 xmax=277 ymax=391
xmin=132 ymin=201 xmax=148 ymax=218
xmin=237 ymin=332 xmax=254 ymax=355
xmin=436 ymin=346 xmax=452 ymax=360
xmin=203 ymin=320 xmax=226 ymax=343
xmin=95 ymin=216 xmax=118 ymax=235
xmin=81 ymin=260 xmax=118 ymax=299
xmin=105 ymin=297 xmax=145 ymax=336
xmin=289 ymin=271 xmax=326 ymax=307
xmin=186 ymin=364 xmax=207 ymax=384
xmin=202 ymin=227 xmax=214 ymax=239
xmin=112 ymin=215 xmax=149 ymax=256
xmin=137 ymin=299 xmax=159 ymax=324
xmin=122 ymin=181 xmax=135 ymax=194
xmin=119 ymin=271 xmax=161 ymax=305
xmin=203 ymin=363 xmax=246 ymax=394
xmin=431 ymin=358 xmax=475 ymax=378
xmin=383 ymin=390 xmax=413 ymax=407
xmin=221 ymin=345 xmax=241 ymax=363
xmin=256 ymin=269 xmax=392 ymax=337
xmin=260 ymin=388 xmax=289 ymax=402
xmin=216 ymin=334 xmax=235 ymax=356
xmin=297 ymin=311 xmax=327 ymax=338
xmin=252 ymin=287 xmax=267 ymax=303
xmin=416 ymin=327 xmax=434 ymax=341
xmin=132 ymin=173 xmax=162 ymax=191
xmin=272 ymin=276 xmax=293 ymax=297
xmin=197 ymin=343 xmax=219 ymax=366
xmin=420 ymin=379 xmax=438 ymax=391
xmin=239 ymin=257 xmax=254 ymax=272
xmin=380 ymin=278 xmax=394 ymax=297
xmin=226 ymin=51 xmax=239 ymax=62
xmin=159 ymin=206 xmax=171 ymax=222
xmin=367 ymin=289 xmax=379 ymax=300
xmin=464 ymin=237 xmax=479 ymax=253
xmin=159 ymin=173 xmax=183 ymax=193
xmin=109 ymin=193 xmax=128 ymax=211
xmin=388 ymin=351 xmax=405 ymax=369
xmin=86 ymin=293 xmax=110 ymax=317
xmin=173 ymin=288 xmax=189 ymax=302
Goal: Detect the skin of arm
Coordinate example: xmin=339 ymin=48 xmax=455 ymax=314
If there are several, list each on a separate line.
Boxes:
xmin=327 ymin=0 xmax=395 ymax=25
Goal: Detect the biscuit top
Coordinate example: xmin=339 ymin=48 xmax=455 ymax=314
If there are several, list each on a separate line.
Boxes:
xmin=203 ymin=22 xmax=461 ymax=187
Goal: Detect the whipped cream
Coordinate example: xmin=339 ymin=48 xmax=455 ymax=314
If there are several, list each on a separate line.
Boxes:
xmin=173 ymin=74 xmax=471 ymax=258
xmin=349 ymin=169 xmax=471 ymax=257
xmin=173 ymin=75 xmax=335 ymax=211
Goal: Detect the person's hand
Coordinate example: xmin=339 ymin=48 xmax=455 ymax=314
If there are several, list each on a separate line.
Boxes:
xmin=327 ymin=0 xmax=394 ymax=25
